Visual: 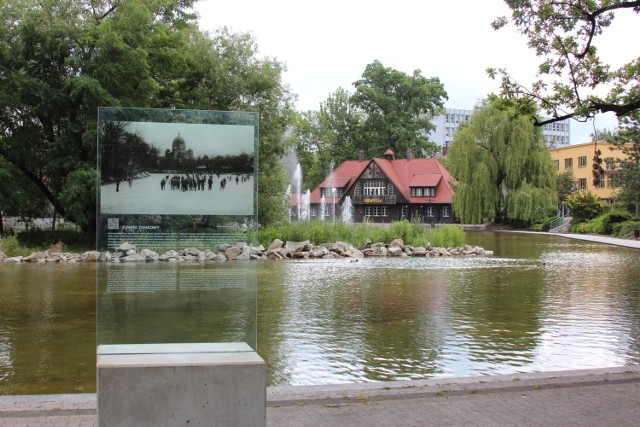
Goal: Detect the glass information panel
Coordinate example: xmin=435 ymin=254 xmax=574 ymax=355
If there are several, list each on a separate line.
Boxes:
xmin=96 ymin=108 xmax=258 ymax=348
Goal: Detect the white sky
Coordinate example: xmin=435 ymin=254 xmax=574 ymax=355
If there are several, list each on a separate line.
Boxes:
xmin=195 ymin=0 xmax=637 ymax=145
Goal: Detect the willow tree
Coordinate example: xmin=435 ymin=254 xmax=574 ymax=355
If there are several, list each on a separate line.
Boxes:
xmin=448 ymin=101 xmax=557 ymax=224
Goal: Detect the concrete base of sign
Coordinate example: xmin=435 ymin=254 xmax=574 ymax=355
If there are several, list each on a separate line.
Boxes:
xmin=97 ymin=342 xmax=266 ymax=427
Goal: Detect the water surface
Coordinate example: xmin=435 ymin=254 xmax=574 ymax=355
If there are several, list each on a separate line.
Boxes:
xmin=1 ymin=232 xmax=639 ymax=394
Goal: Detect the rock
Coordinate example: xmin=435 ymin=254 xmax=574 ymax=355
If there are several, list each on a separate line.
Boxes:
xmin=121 ymin=254 xmax=146 ymax=262
xmin=277 ymin=248 xmax=291 ymax=258
xmin=292 ymin=251 xmax=309 ymax=259
xmin=24 ymin=252 xmax=46 ymax=262
xmin=183 ymin=247 xmax=202 ymax=256
xmin=310 ymin=247 xmax=329 ymax=258
xmin=389 ymin=238 xmax=405 ymax=249
xmin=140 ymin=249 xmax=159 ymax=261
xmin=225 ymin=246 xmax=243 ymax=260
xmin=364 ymin=239 xmax=372 ymax=248
xmin=116 ymin=242 xmax=135 ymax=253
xmin=322 ymin=251 xmax=342 ymax=259
xmin=218 ymin=243 xmax=232 ymax=252
xmin=412 ymin=247 xmax=427 ymax=256
xmin=268 ymin=239 xmax=284 ymax=251
xmin=50 ymin=241 xmax=64 ymax=253
xmin=388 ymin=246 xmax=403 ymax=256
xmin=269 ymin=252 xmax=284 ymax=260
xmin=0 ymin=251 xmax=6 ymax=261
xmin=4 ymin=256 xmax=23 ymax=263
xmin=81 ymin=251 xmax=101 ymax=262
xmin=235 ymin=246 xmax=251 ymax=260
xmin=285 ymin=240 xmax=310 ymax=253
xmin=344 ymin=249 xmax=365 ymax=258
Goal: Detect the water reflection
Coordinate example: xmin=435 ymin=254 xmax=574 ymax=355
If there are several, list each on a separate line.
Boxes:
xmin=1 ymin=232 xmax=639 ymax=394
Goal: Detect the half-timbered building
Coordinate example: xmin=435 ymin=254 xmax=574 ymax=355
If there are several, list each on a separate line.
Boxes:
xmin=302 ymin=149 xmax=456 ymax=224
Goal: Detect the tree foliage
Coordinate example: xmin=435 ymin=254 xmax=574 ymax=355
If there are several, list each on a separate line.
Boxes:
xmin=603 ymin=111 xmax=640 ymax=212
xmin=289 ymin=88 xmax=362 ymax=189
xmin=447 ymin=101 xmax=557 ymax=224
xmin=351 ymin=60 xmax=447 ymax=158
xmin=490 ymin=0 xmax=640 ymax=125
xmin=0 ymin=0 xmax=294 ymax=234
xmin=557 ymin=169 xmax=576 ymax=202
xmin=565 ymin=190 xmax=607 ymax=223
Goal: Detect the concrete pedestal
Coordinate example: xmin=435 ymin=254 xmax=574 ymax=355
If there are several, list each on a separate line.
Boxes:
xmin=97 ymin=342 xmax=266 ymax=427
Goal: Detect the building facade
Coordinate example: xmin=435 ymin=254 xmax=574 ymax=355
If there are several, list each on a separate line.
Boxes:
xmin=429 ymin=108 xmax=571 ymax=152
xmin=303 ymin=149 xmax=456 ymax=224
xmin=549 ymin=141 xmax=626 ymax=203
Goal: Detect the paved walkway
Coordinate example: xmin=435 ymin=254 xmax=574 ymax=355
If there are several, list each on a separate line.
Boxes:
xmin=1 ymin=366 xmax=640 ymax=426
xmin=505 ymin=230 xmax=640 ymax=249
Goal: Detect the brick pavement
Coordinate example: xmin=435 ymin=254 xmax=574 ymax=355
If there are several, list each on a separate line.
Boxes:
xmin=1 ymin=366 xmax=639 ymax=426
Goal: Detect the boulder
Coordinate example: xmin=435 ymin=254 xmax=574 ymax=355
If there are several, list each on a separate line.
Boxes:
xmin=218 ymin=243 xmax=232 ymax=252
xmin=116 ymin=242 xmax=135 ymax=253
xmin=140 ymin=249 xmax=159 ymax=261
xmin=412 ymin=247 xmax=427 ymax=256
xmin=183 ymin=247 xmax=202 ymax=256
xmin=224 ymin=246 xmax=243 ymax=260
xmin=121 ymin=253 xmax=146 ymax=262
xmin=388 ymin=246 xmax=403 ymax=257
xmin=235 ymin=246 xmax=251 ymax=260
xmin=285 ymin=240 xmax=310 ymax=254
xmin=268 ymin=239 xmax=284 ymax=251
xmin=389 ymin=238 xmax=405 ymax=249
xmin=24 ymin=252 xmax=47 ymax=262
xmin=81 ymin=251 xmax=101 ymax=262
xmin=4 ymin=256 xmax=23 ymax=263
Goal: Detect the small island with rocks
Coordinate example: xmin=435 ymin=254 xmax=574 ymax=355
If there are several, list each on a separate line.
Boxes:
xmin=0 ymin=238 xmax=492 ymax=263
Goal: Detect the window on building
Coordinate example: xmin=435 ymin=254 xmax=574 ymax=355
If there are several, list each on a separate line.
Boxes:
xmin=310 ymin=206 xmax=317 ymax=217
xmin=353 ymin=183 xmax=362 ymax=196
xmin=372 ymin=206 xmax=380 ymax=216
xmin=596 ymin=174 xmax=605 ymax=189
xmin=381 ymin=206 xmax=388 ymax=217
xmin=411 ymin=187 xmax=423 ymax=197
xmin=554 ymin=160 xmax=560 ymax=170
xmin=387 ymin=183 xmax=396 ymax=195
xmin=442 ymin=206 xmax=450 ymax=218
xmin=401 ymin=206 xmax=408 ymax=219
xmin=565 ymin=158 xmax=573 ymax=169
xmin=578 ymin=156 xmax=587 ymax=168
xmin=427 ymin=206 xmax=434 ymax=217
xmin=578 ymin=178 xmax=587 ymax=190
xmin=364 ymin=180 xmax=386 ymax=196
xmin=364 ymin=206 xmax=372 ymax=217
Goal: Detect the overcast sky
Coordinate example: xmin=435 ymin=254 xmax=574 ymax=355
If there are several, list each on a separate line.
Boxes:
xmin=195 ymin=0 xmax=636 ymax=145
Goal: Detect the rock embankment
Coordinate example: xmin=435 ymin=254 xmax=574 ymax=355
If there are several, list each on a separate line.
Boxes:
xmin=0 ymin=239 xmax=492 ymax=263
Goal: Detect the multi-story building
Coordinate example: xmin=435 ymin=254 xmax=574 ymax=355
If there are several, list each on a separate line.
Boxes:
xmin=549 ymin=141 xmax=626 ymax=204
xmin=429 ymin=108 xmax=571 ymax=153
xmin=298 ymin=149 xmax=457 ymax=224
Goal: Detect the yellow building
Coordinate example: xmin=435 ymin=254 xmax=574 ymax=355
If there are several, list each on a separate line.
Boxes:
xmin=549 ymin=141 xmax=626 ymax=203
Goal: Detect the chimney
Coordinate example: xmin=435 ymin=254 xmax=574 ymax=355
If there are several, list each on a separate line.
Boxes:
xmin=406 ymin=148 xmax=413 ymax=161
xmin=358 ymin=150 xmax=365 ymax=162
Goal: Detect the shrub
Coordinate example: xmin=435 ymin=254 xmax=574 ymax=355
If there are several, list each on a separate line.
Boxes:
xmin=565 ymin=191 xmax=607 ymax=223
xmin=602 ymin=210 xmax=635 ymax=234
xmin=611 ymin=220 xmax=640 ymax=239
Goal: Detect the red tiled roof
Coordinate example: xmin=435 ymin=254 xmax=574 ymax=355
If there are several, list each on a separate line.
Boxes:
xmin=318 ymin=176 xmax=351 ymax=188
xmin=409 ymin=174 xmax=442 ymax=187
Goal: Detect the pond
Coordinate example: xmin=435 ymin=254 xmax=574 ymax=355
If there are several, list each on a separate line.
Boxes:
xmin=1 ymin=232 xmax=639 ymax=395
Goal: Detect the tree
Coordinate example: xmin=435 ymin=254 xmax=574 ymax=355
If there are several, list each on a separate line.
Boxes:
xmin=0 ymin=1 xmax=294 ymax=233
xmin=447 ymin=100 xmax=557 ymax=224
xmin=289 ymin=88 xmax=361 ymax=189
xmin=351 ymin=60 xmax=447 ymax=158
xmin=565 ymin=190 xmax=606 ymax=223
xmin=490 ymin=0 xmax=640 ymax=126
xmin=604 ymin=112 xmax=640 ymax=214
xmin=557 ymin=169 xmax=576 ymax=202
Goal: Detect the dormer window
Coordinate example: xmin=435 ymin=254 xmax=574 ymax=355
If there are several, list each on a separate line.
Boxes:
xmin=411 ymin=187 xmax=436 ymax=197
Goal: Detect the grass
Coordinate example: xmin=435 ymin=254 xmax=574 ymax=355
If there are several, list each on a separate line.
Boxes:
xmin=258 ymin=220 xmax=465 ymax=249
xmin=1 ymin=220 xmax=467 ymax=257
xmin=1 ymin=228 xmax=94 ymax=257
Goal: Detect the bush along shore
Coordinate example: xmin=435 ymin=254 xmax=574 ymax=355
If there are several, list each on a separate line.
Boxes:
xmin=0 ymin=238 xmax=492 ymax=263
